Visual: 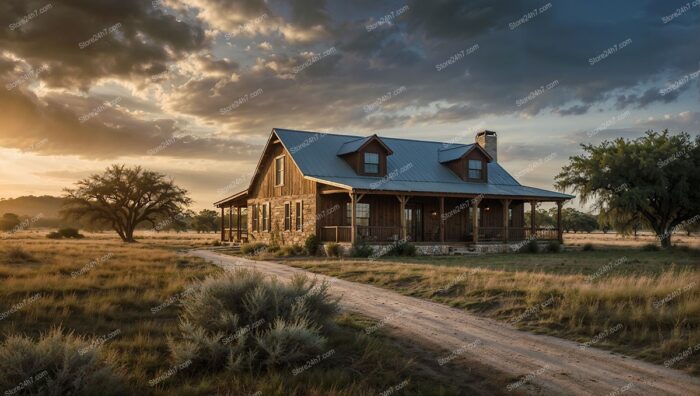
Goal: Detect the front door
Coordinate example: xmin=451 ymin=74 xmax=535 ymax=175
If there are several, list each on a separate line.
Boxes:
xmin=404 ymin=205 xmax=423 ymax=242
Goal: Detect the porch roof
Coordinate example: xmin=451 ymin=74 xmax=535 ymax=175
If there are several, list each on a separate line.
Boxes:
xmin=214 ymin=189 xmax=248 ymax=208
xmin=275 ymin=128 xmax=574 ymax=200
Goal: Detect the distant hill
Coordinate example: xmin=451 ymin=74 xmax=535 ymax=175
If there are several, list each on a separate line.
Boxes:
xmin=0 ymin=195 xmax=67 ymax=218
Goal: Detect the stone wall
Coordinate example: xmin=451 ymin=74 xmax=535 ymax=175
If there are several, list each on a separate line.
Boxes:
xmin=247 ymin=194 xmax=316 ymax=245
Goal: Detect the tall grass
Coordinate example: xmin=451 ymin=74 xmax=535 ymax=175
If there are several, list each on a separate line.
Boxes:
xmin=290 ymin=258 xmax=700 ymax=374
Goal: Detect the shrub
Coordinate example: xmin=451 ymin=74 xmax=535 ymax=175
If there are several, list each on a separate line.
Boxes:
xmin=0 ymin=329 xmax=128 ymax=395
xmin=47 ymin=231 xmax=62 ymax=239
xmin=386 ymin=240 xmax=417 ymax=257
xmin=46 ymin=228 xmax=84 ymax=239
xmin=642 ymin=243 xmax=660 ymax=251
xmin=350 ymin=239 xmax=374 ymax=258
xmin=169 ymin=269 xmax=339 ymax=374
xmin=6 ymin=246 xmax=36 ymax=263
xmin=324 ymin=243 xmax=343 ymax=257
xmin=241 ymin=242 xmax=267 ymax=255
xmin=279 ymin=244 xmax=304 ymax=257
xmin=546 ymin=241 xmax=561 ymax=253
xmin=520 ymin=239 xmax=540 ymax=253
xmin=212 ymin=239 xmax=222 ymax=246
xmin=582 ymin=243 xmax=594 ymax=251
xmin=304 ymin=234 xmax=320 ymax=256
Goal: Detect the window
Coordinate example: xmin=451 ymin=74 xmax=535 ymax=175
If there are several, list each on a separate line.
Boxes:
xmin=363 ymin=152 xmax=379 ymax=174
xmin=274 ymin=156 xmax=284 ymax=186
xmin=295 ymin=201 xmax=303 ymax=231
xmin=346 ymin=203 xmax=370 ymax=226
xmin=468 ymin=159 xmax=483 ymax=179
xmin=262 ymin=203 xmax=268 ymax=232
xmin=251 ymin=204 xmax=258 ymax=231
xmin=284 ymin=203 xmax=291 ymax=231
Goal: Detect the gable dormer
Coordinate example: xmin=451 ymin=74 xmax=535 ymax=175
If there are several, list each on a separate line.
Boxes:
xmin=337 ymin=134 xmax=393 ymax=177
xmin=438 ymin=143 xmax=492 ymax=182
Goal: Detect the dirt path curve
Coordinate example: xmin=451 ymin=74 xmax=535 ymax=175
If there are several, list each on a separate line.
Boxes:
xmin=190 ymin=250 xmax=700 ymax=396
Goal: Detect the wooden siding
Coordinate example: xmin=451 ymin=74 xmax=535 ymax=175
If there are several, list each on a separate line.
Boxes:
xmin=339 ymin=140 xmax=389 ymax=177
xmin=445 ymin=149 xmax=489 ymax=182
xmin=249 ymin=142 xmax=316 ymax=199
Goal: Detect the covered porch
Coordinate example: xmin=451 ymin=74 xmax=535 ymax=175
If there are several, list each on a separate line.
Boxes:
xmin=214 ymin=190 xmax=249 ymax=243
xmin=316 ymin=189 xmax=563 ymax=245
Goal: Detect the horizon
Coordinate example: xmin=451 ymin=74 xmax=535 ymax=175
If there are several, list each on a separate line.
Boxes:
xmin=1 ymin=0 xmax=699 ymax=211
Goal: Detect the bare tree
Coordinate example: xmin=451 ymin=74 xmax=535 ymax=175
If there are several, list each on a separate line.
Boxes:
xmin=62 ymin=165 xmax=191 ymax=242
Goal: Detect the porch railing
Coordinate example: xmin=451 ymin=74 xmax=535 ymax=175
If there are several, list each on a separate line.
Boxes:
xmin=319 ymin=226 xmax=352 ymax=243
xmin=224 ymin=228 xmax=248 ymax=242
xmin=358 ymin=226 xmax=401 ymax=243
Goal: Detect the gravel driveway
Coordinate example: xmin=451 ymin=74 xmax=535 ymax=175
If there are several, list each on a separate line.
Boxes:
xmin=190 ymin=250 xmax=700 ymax=396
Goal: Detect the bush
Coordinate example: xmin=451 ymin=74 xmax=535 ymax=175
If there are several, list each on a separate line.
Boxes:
xmin=6 ymin=246 xmax=36 ymax=263
xmin=642 ymin=243 xmax=660 ymax=251
xmin=324 ymin=243 xmax=343 ymax=257
xmin=212 ymin=239 xmax=222 ymax=246
xmin=46 ymin=228 xmax=84 ymax=239
xmin=350 ymin=239 xmax=374 ymax=258
xmin=546 ymin=241 xmax=561 ymax=253
xmin=241 ymin=242 xmax=267 ymax=255
xmin=0 ymin=329 xmax=128 ymax=395
xmin=386 ymin=240 xmax=417 ymax=257
xmin=582 ymin=243 xmax=594 ymax=251
xmin=169 ymin=269 xmax=339 ymax=373
xmin=520 ymin=239 xmax=540 ymax=253
xmin=279 ymin=244 xmax=304 ymax=257
xmin=304 ymin=234 xmax=320 ymax=256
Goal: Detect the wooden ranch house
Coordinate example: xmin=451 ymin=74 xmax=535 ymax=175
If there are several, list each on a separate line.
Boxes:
xmin=215 ymin=128 xmax=573 ymax=252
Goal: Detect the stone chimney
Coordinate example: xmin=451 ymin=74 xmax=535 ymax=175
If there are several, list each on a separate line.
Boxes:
xmin=475 ymin=130 xmax=497 ymax=162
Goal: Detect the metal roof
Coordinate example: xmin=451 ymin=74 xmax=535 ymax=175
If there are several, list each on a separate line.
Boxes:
xmin=437 ymin=144 xmax=475 ymax=163
xmin=273 ymin=128 xmax=574 ymax=200
xmin=337 ymin=136 xmax=370 ymax=155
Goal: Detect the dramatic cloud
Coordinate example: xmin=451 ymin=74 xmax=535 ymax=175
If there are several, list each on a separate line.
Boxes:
xmin=1 ymin=0 xmax=699 ymax=207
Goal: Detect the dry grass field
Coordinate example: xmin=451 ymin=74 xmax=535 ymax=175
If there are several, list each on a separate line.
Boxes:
xmin=0 ymin=230 xmax=501 ymax=395
xmin=279 ymin=234 xmax=700 ymax=375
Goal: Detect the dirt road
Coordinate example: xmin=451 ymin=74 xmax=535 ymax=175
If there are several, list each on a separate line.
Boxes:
xmin=191 ymin=250 xmax=700 ymax=396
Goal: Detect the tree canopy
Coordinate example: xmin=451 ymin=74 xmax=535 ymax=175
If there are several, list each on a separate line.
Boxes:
xmin=62 ymin=165 xmax=191 ymax=242
xmin=556 ymin=130 xmax=700 ymax=247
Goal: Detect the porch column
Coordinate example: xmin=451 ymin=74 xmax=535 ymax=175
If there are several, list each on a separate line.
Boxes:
xmin=397 ymin=195 xmax=409 ymax=240
xmin=556 ymin=201 xmax=563 ymax=243
xmin=530 ymin=201 xmax=537 ymax=238
xmin=228 ymin=205 xmax=233 ymax=242
xmin=350 ymin=192 xmax=357 ymax=244
xmin=472 ymin=197 xmax=480 ymax=244
xmin=237 ymin=206 xmax=242 ymax=242
xmin=439 ymin=197 xmax=445 ymax=243
xmin=502 ymin=199 xmax=511 ymax=243
xmin=220 ymin=206 xmax=225 ymax=241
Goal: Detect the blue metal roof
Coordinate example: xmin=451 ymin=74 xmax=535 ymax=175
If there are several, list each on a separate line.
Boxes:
xmin=274 ymin=128 xmax=573 ymax=200
xmin=337 ymin=137 xmax=370 ymax=155
xmin=437 ymin=144 xmax=475 ymax=163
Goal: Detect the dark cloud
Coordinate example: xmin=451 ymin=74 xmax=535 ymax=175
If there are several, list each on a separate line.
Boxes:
xmin=0 ymin=0 xmax=209 ymax=90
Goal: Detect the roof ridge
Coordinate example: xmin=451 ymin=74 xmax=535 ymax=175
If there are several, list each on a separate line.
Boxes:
xmin=273 ymin=127 xmax=477 ymax=147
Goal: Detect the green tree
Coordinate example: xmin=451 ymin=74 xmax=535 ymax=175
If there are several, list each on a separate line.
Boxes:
xmin=192 ymin=209 xmax=219 ymax=233
xmin=62 ymin=165 xmax=191 ymax=242
xmin=0 ymin=213 xmax=21 ymax=232
xmin=556 ymin=130 xmax=700 ymax=248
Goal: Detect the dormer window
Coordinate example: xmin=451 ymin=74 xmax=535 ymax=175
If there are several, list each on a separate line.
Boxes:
xmin=468 ymin=160 xmax=483 ymax=179
xmin=364 ymin=152 xmax=380 ymax=174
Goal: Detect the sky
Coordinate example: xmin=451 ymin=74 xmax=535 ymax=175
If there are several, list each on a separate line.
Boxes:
xmin=0 ymin=0 xmax=699 ymax=211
